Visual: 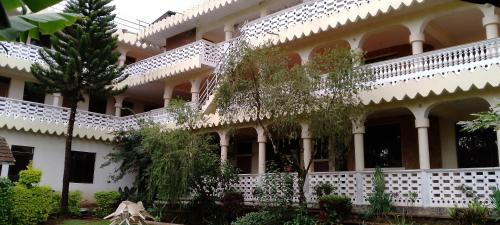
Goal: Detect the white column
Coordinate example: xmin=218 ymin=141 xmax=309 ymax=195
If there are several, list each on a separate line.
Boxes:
xmin=118 ymin=48 xmax=128 ymax=67
xmin=52 ymin=93 xmax=62 ymax=106
xmin=256 ymin=126 xmax=266 ymax=174
xmin=416 ymin=117 xmax=431 ymax=170
xmin=301 ymin=123 xmax=313 ymax=172
xmin=410 ymin=33 xmax=425 ymax=55
xmin=7 ymin=78 xmax=25 ymax=100
xmin=224 ymin=22 xmax=235 ymax=41
xmin=482 ymin=5 xmax=500 ymax=39
xmin=218 ymin=130 xmax=230 ymax=164
xmin=114 ymin=95 xmax=124 ymax=117
xmin=190 ymin=77 xmax=203 ymax=107
xmin=352 ymin=121 xmax=365 ymax=171
xmin=163 ymin=84 xmax=174 ymax=107
xmin=0 ymin=164 xmax=9 ymax=178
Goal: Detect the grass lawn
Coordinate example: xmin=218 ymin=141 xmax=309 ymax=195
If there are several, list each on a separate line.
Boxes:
xmin=59 ymin=219 xmax=109 ymax=225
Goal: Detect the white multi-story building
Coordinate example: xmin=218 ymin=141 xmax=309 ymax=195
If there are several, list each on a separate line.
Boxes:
xmin=1 ymin=0 xmax=500 ymax=209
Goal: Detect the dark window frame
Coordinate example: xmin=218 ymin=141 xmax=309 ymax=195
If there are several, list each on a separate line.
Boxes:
xmin=69 ymin=151 xmax=96 ymax=184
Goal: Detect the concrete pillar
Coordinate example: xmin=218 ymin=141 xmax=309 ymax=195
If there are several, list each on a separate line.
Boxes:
xmin=190 ymin=77 xmax=203 ymax=107
xmin=218 ymin=130 xmax=230 ymax=164
xmin=224 ymin=22 xmax=235 ymax=41
xmin=256 ymin=126 xmax=266 ymax=174
xmin=163 ymin=84 xmax=174 ymax=107
xmin=52 ymin=93 xmax=62 ymax=106
xmin=301 ymin=122 xmax=313 ymax=172
xmin=105 ymin=97 xmax=115 ymax=115
xmin=118 ymin=48 xmax=128 ymax=67
xmin=77 ymin=94 xmax=90 ymax=111
xmin=481 ymin=5 xmax=500 ymax=39
xmin=0 ymin=164 xmax=9 ymax=178
xmin=7 ymin=78 xmax=25 ymax=100
xmin=352 ymin=120 xmax=365 ymax=171
xmin=439 ymin=118 xmax=458 ymax=168
xmin=416 ymin=117 xmax=431 ymax=170
xmin=410 ymin=33 xmax=425 ymax=55
xmin=114 ymin=95 xmax=124 ymax=117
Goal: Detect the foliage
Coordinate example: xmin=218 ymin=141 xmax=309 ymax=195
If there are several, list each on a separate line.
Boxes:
xmin=215 ymin=38 xmax=370 ymax=205
xmin=184 ymin=195 xmax=223 ymax=225
xmin=314 ymin=182 xmax=336 ymax=198
xmin=222 ymin=191 xmax=244 ymax=224
xmin=490 ymin=187 xmax=500 ymax=221
xmin=232 ymin=211 xmax=282 ymax=225
xmin=0 ymin=177 xmax=14 ymax=225
xmin=319 ymin=194 xmax=352 ymax=225
xmin=254 ymin=165 xmax=295 ymax=210
xmin=17 ymin=163 xmax=41 ymax=188
xmin=94 ymin=191 xmax=120 ymax=218
xmin=390 ymin=214 xmax=415 ymax=225
xmin=52 ymin=191 xmax=82 ymax=216
xmin=449 ymin=200 xmax=489 ymax=225
xmin=285 ymin=207 xmax=317 ymax=225
xmin=367 ymin=168 xmax=393 ymax=216
xmin=30 ymin=0 xmax=125 ymax=214
xmin=12 ymin=185 xmax=55 ymax=225
xmin=118 ymin=186 xmax=138 ymax=202
xmin=460 ymin=106 xmax=499 ymax=133
xmin=0 ymin=0 xmax=80 ymax=41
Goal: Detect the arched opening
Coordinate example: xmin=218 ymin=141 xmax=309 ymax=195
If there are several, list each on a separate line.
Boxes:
xmin=429 ymin=98 xmax=497 ymax=168
xmin=172 ymin=82 xmax=192 ymax=102
xmin=423 ymin=8 xmax=485 ymax=51
xmin=361 ymin=25 xmax=420 ymax=64
xmin=287 ymin=53 xmax=302 ymax=69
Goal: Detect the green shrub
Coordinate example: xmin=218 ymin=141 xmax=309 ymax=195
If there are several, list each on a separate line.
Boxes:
xmin=367 ymin=167 xmax=393 ymax=216
xmin=314 ymin=182 xmax=336 ymax=198
xmin=17 ymin=164 xmax=41 ymax=188
xmin=319 ymin=194 xmax=352 ymax=225
xmin=232 ymin=211 xmax=282 ymax=225
xmin=284 ymin=207 xmax=317 ymax=225
xmin=0 ymin=178 xmax=14 ymax=225
xmin=222 ymin=191 xmax=244 ymax=223
xmin=94 ymin=191 xmax=120 ymax=218
xmin=491 ymin=187 xmax=500 ymax=221
xmin=449 ymin=200 xmax=489 ymax=225
xmin=12 ymin=185 xmax=54 ymax=225
xmin=51 ymin=190 xmax=82 ymax=216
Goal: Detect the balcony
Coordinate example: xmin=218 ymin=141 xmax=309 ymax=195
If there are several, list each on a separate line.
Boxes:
xmin=0 ymin=97 xmax=175 ymax=139
xmin=118 ymin=40 xmax=224 ymax=87
xmin=234 ymin=168 xmax=500 ymax=208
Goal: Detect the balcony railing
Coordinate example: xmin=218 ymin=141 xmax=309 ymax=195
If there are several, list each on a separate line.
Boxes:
xmin=122 ymin=40 xmax=220 ymax=79
xmin=235 ymin=168 xmax=500 ymax=208
xmin=241 ymin=0 xmax=371 ymax=40
xmin=0 ymin=41 xmax=44 ymax=64
xmin=0 ymin=96 xmax=175 ymax=134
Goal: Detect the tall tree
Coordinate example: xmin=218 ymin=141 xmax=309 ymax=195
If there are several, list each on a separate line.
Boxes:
xmin=215 ymin=40 xmax=371 ymax=205
xmin=30 ymin=0 xmax=126 ymax=214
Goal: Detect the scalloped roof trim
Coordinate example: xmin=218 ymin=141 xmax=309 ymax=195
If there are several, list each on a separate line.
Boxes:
xmin=0 ymin=55 xmax=33 ymax=72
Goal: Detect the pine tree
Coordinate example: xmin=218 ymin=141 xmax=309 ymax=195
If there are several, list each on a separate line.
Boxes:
xmin=30 ymin=0 xmax=127 ymax=215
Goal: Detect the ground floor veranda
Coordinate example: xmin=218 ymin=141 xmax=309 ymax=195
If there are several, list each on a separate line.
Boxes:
xmin=211 ymin=92 xmax=500 ymax=209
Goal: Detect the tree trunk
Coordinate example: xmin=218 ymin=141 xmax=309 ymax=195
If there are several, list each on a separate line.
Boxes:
xmin=298 ymin=170 xmax=307 ymax=206
xmin=61 ymin=100 xmax=78 ymax=215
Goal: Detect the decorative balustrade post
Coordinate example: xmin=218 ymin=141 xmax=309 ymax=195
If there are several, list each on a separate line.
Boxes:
xmin=481 ymin=5 xmax=499 ymax=39
xmin=420 ymin=170 xmax=432 ymax=207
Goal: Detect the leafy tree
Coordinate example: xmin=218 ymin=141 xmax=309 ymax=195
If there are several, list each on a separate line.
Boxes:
xmin=214 ymin=40 xmax=371 ymax=205
xmin=0 ymin=0 xmax=80 ymax=41
xmin=30 ymin=0 xmax=126 ymax=215
xmin=460 ymin=105 xmax=500 ymax=132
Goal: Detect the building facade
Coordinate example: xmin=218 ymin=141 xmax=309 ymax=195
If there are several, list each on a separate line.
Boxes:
xmin=1 ymin=0 xmax=500 ymax=208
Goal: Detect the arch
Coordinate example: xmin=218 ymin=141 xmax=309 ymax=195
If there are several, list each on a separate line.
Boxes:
xmin=358 ymin=25 xmax=413 ymax=64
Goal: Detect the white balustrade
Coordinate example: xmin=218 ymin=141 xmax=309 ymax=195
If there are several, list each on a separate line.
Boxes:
xmin=118 ymin=107 xmax=176 ymax=130
xmin=0 ymin=41 xmax=44 ymax=63
xmin=242 ymin=0 xmax=371 ymax=40
xmin=234 ymin=168 xmax=500 ymax=208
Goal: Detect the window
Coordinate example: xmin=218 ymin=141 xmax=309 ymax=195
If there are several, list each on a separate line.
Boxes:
xmin=456 ymin=125 xmax=498 ymax=168
xmin=69 ymin=151 xmax=96 ymax=183
xmin=0 ymin=76 xmax=10 ymax=97
xmin=23 ymin=81 xmax=45 ymax=103
xmin=364 ymin=124 xmax=402 ymax=168
xmin=8 ymin=145 xmax=34 ymax=182
xmin=235 ymin=142 xmax=252 ymax=174
xmin=314 ymin=137 xmax=330 ymax=172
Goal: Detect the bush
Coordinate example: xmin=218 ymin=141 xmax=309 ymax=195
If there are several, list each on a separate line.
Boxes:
xmin=232 ymin=211 xmax=282 ymax=225
xmin=12 ymin=185 xmax=54 ymax=225
xmin=367 ymin=168 xmax=392 ymax=216
xmin=17 ymin=164 xmax=41 ymax=188
xmin=0 ymin=178 xmax=14 ymax=225
xmin=94 ymin=191 xmax=120 ymax=218
xmin=185 ymin=195 xmax=223 ymax=225
xmin=319 ymin=194 xmax=352 ymax=225
xmin=222 ymin=191 xmax=244 ymax=223
xmin=285 ymin=207 xmax=317 ymax=225
xmin=52 ymin=190 xmax=82 ymax=216
xmin=491 ymin=187 xmax=500 ymax=221
xmin=314 ymin=182 xmax=335 ymax=198
xmin=449 ymin=200 xmax=489 ymax=225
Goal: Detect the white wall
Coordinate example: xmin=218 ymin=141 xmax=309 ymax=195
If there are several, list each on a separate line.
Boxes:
xmin=0 ymin=129 xmax=134 ymax=202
